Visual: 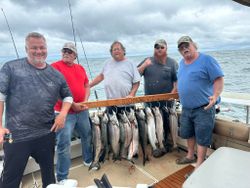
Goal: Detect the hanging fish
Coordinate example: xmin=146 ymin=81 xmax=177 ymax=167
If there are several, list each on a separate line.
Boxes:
xmin=118 ymin=110 xmax=133 ymax=159
xmin=108 ymin=110 xmax=120 ymax=160
xmin=127 ymin=109 xmax=139 ymax=161
xmin=89 ymin=112 xmax=102 ymax=170
xmin=135 ymin=108 xmax=149 ymax=165
xmin=152 ymin=106 xmax=166 ymax=153
xmin=168 ymin=101 xmax=179 ymax=149
xmin=99 ymin=112 xmax=109 ymax=162
xmin=145 ymin=107 xmax=162 ymax=158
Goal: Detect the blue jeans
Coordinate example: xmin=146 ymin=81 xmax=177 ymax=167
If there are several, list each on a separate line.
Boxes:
xmin=56 ymin=110 xmax=93 ymax=181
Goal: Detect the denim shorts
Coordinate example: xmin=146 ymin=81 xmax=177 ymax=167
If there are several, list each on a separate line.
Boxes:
xmin=180 ymin=105 xmax=215 ymax=146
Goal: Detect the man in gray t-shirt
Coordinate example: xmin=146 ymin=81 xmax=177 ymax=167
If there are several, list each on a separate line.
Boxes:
xmin=90 ymin=41 xmax=140 ymax=113
xmin=138 ymin=39 xmax=178 ymax=152
xmin=0 ymin=32 xmax=72 ymax=188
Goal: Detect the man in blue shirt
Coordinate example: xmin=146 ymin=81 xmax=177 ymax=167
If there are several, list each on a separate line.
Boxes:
xmin=176 ymin=36 xmax=224 ymax=170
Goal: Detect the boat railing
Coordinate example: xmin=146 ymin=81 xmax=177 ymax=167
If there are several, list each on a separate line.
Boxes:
xmin=221 ymin=92 xmax=250 ymax=124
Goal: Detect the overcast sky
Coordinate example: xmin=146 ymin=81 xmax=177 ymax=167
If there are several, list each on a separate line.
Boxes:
xmin=0 ymin=0 xmax=250 ymax=60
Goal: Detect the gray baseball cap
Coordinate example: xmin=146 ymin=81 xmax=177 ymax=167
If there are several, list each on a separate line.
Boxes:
xmin=62 ymin=42 xmax=77 ymax=55
xmin=177 ymin=36 xmax=193 ymax=48
xmin=154 ymin=39 xmax=167 ymax=47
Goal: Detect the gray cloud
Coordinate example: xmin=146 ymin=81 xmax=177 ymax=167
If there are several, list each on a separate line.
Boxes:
xmin=1 ymin=0 xmax=250 ymax=59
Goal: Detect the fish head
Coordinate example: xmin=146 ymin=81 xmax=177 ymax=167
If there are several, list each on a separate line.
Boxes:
xmin=97 ymin=111 xmax=104 ymax=119
xmin=126 ymin=108 xmax=135 ymax=122
xmin=102 ymin=112 xmax=109 ymax=124
xmin=145 ymin=107 xmax=152 ymax=115
xmin=162 ymin=106 xmax=169 ymax=113
xmin=153 ymin=106 xmax=160 ymax=116
xmin=91 ymin=112 xmax=100 ymax=125
xmin=119 ymin=110 xmax=127 ymax=122
xmin=109 ymin=110 xmax=119 ymax=125
xmin=135 ymin=108 xmax=146 ymax=121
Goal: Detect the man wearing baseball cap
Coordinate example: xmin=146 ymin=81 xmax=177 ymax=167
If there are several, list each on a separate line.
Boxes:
xmin=51 ymin=42 xmax=94 ymax=186
xmin=138 ymin=39 xmax=178 ymax=155
xmin=176 ymin=36 xmax=224 ymax=173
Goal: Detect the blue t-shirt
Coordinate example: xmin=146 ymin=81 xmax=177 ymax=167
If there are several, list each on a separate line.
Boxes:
xmin=177 ymin=53 xmax=224 ymax=109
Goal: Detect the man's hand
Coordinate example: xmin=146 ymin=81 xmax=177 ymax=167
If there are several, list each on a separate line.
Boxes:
xmin=204 ymin=95 xmax=217 ymax=110
xmin=0 ymin=127 xmax=10 ymax=144
xmin=126 ymin=94 xmax=134 ymax=98
xmin=50 ymin=114 xmax=66 ymax=132
xmin=144 ymin=58 xmax=152 ymax=67
xmin=72 ymin=102 xmax=88 ymax=112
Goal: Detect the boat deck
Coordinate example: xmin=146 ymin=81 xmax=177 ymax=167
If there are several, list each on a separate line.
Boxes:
xmin=21 ymin=149 xmax=191 ymax=188
xmin=154 ymin=165 xmax=194 ymax=188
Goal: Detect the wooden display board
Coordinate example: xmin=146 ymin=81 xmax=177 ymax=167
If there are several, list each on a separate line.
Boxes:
xmin=80 ymin=93 xmax=179 ymax=109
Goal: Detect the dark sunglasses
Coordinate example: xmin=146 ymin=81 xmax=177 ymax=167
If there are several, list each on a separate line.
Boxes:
xmin=154 ymin=45 xmax=165 ymax=50
xmin=62 ymin=48 xmax=74 ymax=54
xmin=178 ymin=43 xmax=190 ymax=51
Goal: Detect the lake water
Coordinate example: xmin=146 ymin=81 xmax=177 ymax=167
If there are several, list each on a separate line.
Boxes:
xmin=1 ymin=48 xmax=250 ymax=122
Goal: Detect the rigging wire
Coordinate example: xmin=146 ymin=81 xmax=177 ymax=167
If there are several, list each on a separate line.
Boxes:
xmin=67 ymin=0 xmax=79 ymax=64
xmin=77 ymin=30 xmax=99 ymax=100
xmin=67 ymin=0 xmax=99 ymax=101
xmin=1 ymin=8 xmax=19 ymax=59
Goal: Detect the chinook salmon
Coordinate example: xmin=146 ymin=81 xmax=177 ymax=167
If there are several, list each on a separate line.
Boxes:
xmin=108 ymin=110 xmax=120 ymax=160
xmin=89 ymin=112 xmax=102 ymax=171
xmin=145 ymin=107 xmax=162 ymax=157
xmin=152 ymin=107 xmax=165 ymax=153
xmin=127 ymin=109 xmax=139 ymax=161
xmin=135 ymin=108 xmax=149 ymax=165
xmin=99 ymin=112 xmax=109 ymax=162
xmin=118 ymin=110 xmax=133 ymax=159
xmin=168 ymin=101 xmax=179 ymax=149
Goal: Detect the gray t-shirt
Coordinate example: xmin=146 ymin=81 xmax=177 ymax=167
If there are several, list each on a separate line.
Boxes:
xmin=101 ymin=58 xmax=141 ymax=99
xmin=0 ymin=58 xmax=72 ymax=142
xmin=139 ymin=56 xmax=178 ymax=95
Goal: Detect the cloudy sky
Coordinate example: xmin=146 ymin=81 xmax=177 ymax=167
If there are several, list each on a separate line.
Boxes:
xmin=0 ymin=0 xmax=250 ymax=60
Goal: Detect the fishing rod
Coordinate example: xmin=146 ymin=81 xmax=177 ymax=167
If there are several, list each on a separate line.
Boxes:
xmin=1 ymin=8 xmax=19 ymax=59
xmin=77 ymin=30 xmax=99 ymax=100
xmin=67 ymin=0 xmax=79 ymax=64
xmin=67 ymin=0 xmax=99 ymax=101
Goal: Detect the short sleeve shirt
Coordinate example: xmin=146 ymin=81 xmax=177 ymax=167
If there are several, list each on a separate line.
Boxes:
xmin=51 ymin=60 xmax=89 ymax=113
xmin=177 ymin=53 xmax=224 ymax=109
xmin=101 ymin=58 xmax=141 ymax=99
xmin=139 ymin=56 xmax=178 ymax=95
xmin=0 ymin=58 xmax=72 ymax=142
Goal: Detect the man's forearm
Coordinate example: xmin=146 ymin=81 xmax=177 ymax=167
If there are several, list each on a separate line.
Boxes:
xmin=171 ymin=82 xmax=177 ymax=93
xmin=84 ymin=84 xmax=90 ymax=102
xmin=129 ymin=82 xmax=140 ymax=96
xmin=0 ymin=101 xmax=4 ymax=128
xmin=213 ymin=77 xmax=224 ymax=99
xmin=89 ymin=74 xmax=104 ymax=88
xmin=60 ymin=102 xmax=72 ymax=117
